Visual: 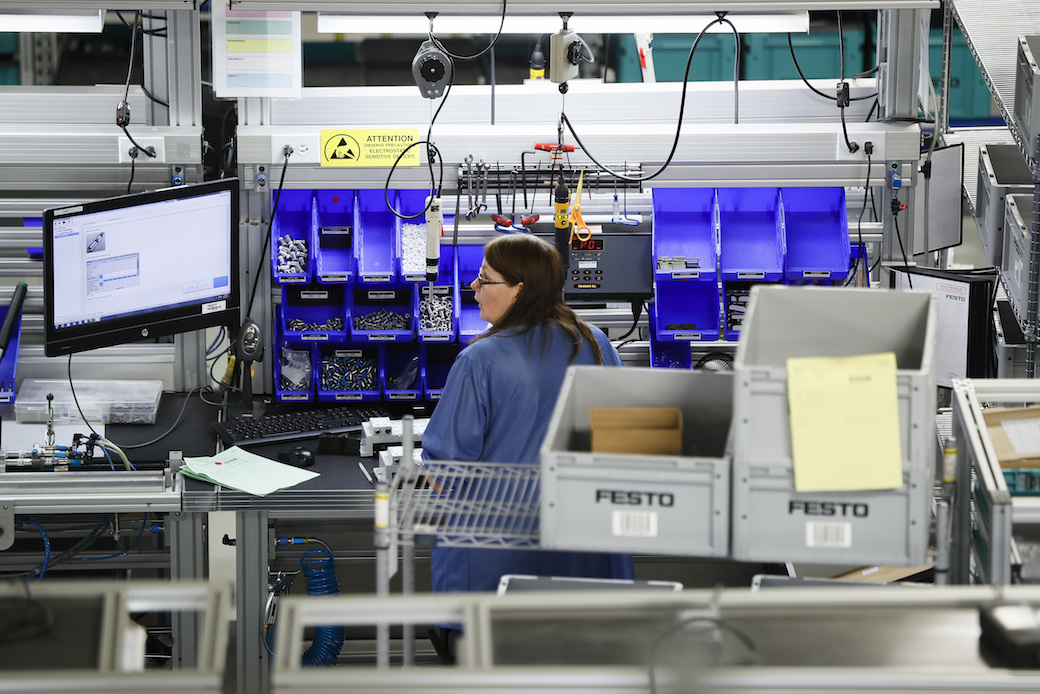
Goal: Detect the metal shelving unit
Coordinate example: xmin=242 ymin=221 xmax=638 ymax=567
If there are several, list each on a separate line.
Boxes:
xmin=950 ymin=0 xmax=1040 ymax=374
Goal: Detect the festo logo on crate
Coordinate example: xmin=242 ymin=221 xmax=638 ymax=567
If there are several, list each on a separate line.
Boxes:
xmin=788 ymin=500 xmax=869 ymax=518
xmin=595 ymin=489 xmax=676 ymax=507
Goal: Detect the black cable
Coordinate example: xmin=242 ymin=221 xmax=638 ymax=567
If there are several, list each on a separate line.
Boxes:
xmin=837 ymin=12 xmax=859 ymax=154
xmin=68 ymin=354 xmax=102 ymax=440
xmin=120 ymin=13 xmax=156 ymax=160
xmin=787 ymin=32 xmax=877 ymax=102
xmin=865 ymin=97 xmax=878 ymax=122
xmin=560 ymin=14 xmax=733 ymax=183
xmin=427 ymin=1 xmax=507 ymax=62
xmin=845 ymin=150 xmax=872 ymax=287
xmin=247 ymin=148 xmax=293 ymax=318
xmin=140 ymin=83 xmax=169 ymax=109
xmin=384 ymin=72 xmax=452 ymax=220
xmin=108 ymin=388 xmax=204 ymax=450
xmin=126 ymin=150 xmax=136 ymax=194
xmin=613 ymin=300 xmax=644 ymax=342
xmin=893 ymin=203 xmax=912 ymax=290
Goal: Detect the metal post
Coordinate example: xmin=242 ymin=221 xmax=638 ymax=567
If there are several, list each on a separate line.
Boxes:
xmin=374 ymin=480 xmax=391 ymax=667
xmin=1027 ymin=134 xmax=1040 ymax=378
xmin=400 ymin=415 xmax=415 ymax=667
xmin=167 ymin=510 xmax=207 ymax=668
xmin=237 ymin=510 xmax=270 ymax=694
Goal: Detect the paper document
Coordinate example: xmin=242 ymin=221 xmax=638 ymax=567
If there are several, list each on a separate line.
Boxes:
xmin=1001 ymin=418 xmax=1040 ymax=456
xmin=787 ymin=352 xmax=903 ymax=492
xmin=181 ymin=446 xmax=318 ymax=496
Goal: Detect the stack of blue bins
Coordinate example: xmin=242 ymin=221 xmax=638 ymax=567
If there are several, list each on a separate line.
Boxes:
xmin=314 ymin=189 xmax=356 ymax=284
xmin=650 ymin=188 xmax=720 ymax=348
xmin=718 ymin=187 xmax=785 ymax=341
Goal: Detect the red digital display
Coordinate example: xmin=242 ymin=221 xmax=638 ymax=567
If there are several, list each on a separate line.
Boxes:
xmin=571 ymin=237 xmax=603 ymax=251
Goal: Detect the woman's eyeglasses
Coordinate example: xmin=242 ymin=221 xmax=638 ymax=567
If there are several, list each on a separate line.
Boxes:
xmin=474 ymin=274 xmax=509 ymax=288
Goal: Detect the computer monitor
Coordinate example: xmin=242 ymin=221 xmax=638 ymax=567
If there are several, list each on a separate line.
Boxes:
xmin=43 ymin=178 xmax=240 ymax=357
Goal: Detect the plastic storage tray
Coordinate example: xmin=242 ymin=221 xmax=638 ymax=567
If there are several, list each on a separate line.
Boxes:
xmin=355 ymin=189 xmax=398 ymax=284
xmin=975 ymin=144 xmax=1033 ymax=267
xmin=0 ymin=305 xmax=22 ymax=402
xmin=421 ymin=342 xmax=462 ymax=401
xmin=731 ymin=285 xmax=937 ymax=566
xmin=16 ymin=379 xmax=163 ymax=424
xmin=781 ymin=187 xmax=850 ymax=283
xmin=652 ymin=188 xmax=717 ymax=281
xmin=274 ymin=323 xmax=314 ymax=402
xmin=280 ymin=284 xmax=348 ymax=343
xmin=648 ymin=306 xmax=692 ymax=369
xmin=540 ymin=366 xmax=732 ymax=557
xmin=383 ymin=342 xmax=422 ymax=401
xmin=350 ymin=285 xmax=417 ymax=342
xmin=397 ymin=190 xmax=433 ymax=282
xmin=455 ymin=244 xmax=487 ymax=341
xmin=718 ymin=187 xmax=785 ymax=282
xmin=419 ymin=245 xmax=458 ymax=342
xmin=1004 ymin=469 xmax=1040 ymax=495
xmin=271 ymin=189 xmax=314 ymax=284
xmin=651 ymin=279 xmax=720 ymax=342
xmin=1001 ymin=194 xmax=1034 ymax=322
xmin=1014 ymin=35 xmax=1040 ymax=154
xmin=314 ymin=189 xmax=356 ymax=284
xmin=315 ymin=343 xmax=383 ymax=402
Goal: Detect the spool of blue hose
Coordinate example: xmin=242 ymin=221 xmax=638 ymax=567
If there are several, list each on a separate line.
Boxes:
xmin=299 ymin=548 xmax=345 ymax=666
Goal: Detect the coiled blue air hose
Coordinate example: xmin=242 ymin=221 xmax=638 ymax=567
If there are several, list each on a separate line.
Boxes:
xmin=298 ymin=547 xmax=345 ymax=666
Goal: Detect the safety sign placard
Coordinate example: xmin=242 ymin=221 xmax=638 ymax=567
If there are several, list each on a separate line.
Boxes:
xmin=320 ymin=129 xmax=421 ymax=167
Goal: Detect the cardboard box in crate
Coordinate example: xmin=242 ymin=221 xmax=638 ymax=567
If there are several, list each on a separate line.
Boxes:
xmin=540 ymin=366 xmax=732 ymax=557
xmin=731 ymin=285 xmax=937 ymax=565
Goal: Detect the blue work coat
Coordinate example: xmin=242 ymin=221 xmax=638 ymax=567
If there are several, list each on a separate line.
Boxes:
xmin=422 ymin=322 xmax=634 ymax=596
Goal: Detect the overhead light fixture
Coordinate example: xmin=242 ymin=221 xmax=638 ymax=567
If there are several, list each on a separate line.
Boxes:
xmin=317 ymin=12 xmax=809 ymax=36
xmin=0 ymin=10 xmax=105 ymax=33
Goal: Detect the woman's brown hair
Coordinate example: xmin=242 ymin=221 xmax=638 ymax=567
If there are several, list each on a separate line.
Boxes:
xmin=473 ymin=234 xmax=604 ymax=364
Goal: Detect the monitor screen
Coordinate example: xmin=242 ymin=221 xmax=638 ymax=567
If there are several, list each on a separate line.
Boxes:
xmin=43 ymin=178 xmax=240 ymax=357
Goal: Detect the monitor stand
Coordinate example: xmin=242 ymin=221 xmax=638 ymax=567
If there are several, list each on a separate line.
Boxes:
xmin=226 ymin=358 xmax=267 ymax=419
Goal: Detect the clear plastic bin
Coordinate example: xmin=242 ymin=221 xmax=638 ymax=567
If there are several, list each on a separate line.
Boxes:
xmin=16 ymin=379 xmax=163 ymax=424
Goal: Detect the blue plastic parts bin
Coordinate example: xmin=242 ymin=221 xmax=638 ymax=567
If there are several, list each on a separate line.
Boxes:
xmin=355 ymin=189 xmax=398 ymax=284
xmin=652 ymin=280 xmax=721 ymax=342
xmin=781 ymin=187 xmax=850 ymax=282
xmin=274 ymin=337 xmax=314 ymax=402
xmin=419 ymin=245 xmax=459 ymax=343
xmin=271 ymin=189 xmax=314 ymax=284
xmin=652 ymin=188 xmax=717 ymax=281
xmin=280 ymin=284 xmax=348 ymax=343
xmin=314 ymin=189 xmax=356 ymax=284
xmin=421 ymin=343 xmax=462 ymax=401
xmin=316 ymin=343 xmax=383 ymax=402
xmin=383 ymin=342 xmax=423 ymax=401
xmin=455 ymin=244 xmax=487 ymax=341
xmin=0 ymin=306 xmax=22 ymax=402
xmin=349 ymin=285 xmax=417 ymax=342
xmin=648 ymin=306 xmax=692 ymax=369
xmin=398 ymin=190 xmax=432 ymax=282
xmin=718 ymin=187 xmax=785 ymax=282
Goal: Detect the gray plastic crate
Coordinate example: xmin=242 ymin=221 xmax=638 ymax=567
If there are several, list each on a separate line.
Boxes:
xmin=975 ymin=144 xmax=1033 ymax=267
xmin=1014 ymin=35 xmax=1040 ymax=152
xmin=540 ymin=366 xmax=732 ymax=557
xmin=731 ymin=285 xmax=937 ymax=565
xmin=1001 ymin=194 xmax=1036 ymax=322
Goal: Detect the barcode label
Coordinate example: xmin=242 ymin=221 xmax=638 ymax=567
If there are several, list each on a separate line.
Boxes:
xmin=805 ymin=521 xmax=852 ymax=548
xmin=612 ymin=510 xmax=658 ymax=537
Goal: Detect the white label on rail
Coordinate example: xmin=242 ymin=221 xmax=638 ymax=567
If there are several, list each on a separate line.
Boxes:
xmin=321 ymin=274 xmax=350 ymax=282
xmin=302 ymin=334 xmax=329 ymax=341
xmin=363 ymin=275 xmax=392 ymax=283
xmin=301 ymin=290 xmax=329 ymax=300
xmin=612 ymin=510 xmax=658 ymax=537
xmin=369 ymin=334 xmax=395 ymax=341
xmin=367 ymin=291 xmax=396 ymax=300
xmin=281 ymin=394 xmax=310 ymax=401
xmin=336 ymin=393 xmax=363 ymax=400
xmin=388 ymin=393 xmax=416 ymax=400
xmin=672 ymin=271 xmax=700 ymax=279
xmin=422 ymin=334 xmax=450 ymax=342
xmin=803 ymin=271 xmax=831 ymax=278
xmin=805 ymin=521 xmax=852 ymax=548
xmin=674 ymin=333 xmax=702 ymax=341
xmin=737 ymin=272 xmax=765 ymax=279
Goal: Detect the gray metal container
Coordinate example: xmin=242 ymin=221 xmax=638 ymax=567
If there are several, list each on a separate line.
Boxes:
xmin=975 ymin=144 xmax=1033 ymax=266
xmin=1001 ymin=194 xmax=1036 ymax=322
xmin=731 ymin=285 xmax=937 ymax=565
xmin=540 ymin=366 xmax=732 ymax=557
xmin=1014 ymin=35 xmax=1040 ymax=153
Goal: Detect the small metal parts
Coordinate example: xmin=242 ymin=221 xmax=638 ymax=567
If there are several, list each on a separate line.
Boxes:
xmin=419 ymin=293 xmax=453 ymax=333
xmin=277 ymin=235 xmax=308 ymax=275
xmin=353 ymin=309 xmax=411 ymax=332
xmin=320 ymin=353 xmax=377 ymax=392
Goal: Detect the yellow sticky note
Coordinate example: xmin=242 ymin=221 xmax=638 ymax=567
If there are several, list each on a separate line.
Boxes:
xmin=787 ymin=352 xmax=903 ymax=492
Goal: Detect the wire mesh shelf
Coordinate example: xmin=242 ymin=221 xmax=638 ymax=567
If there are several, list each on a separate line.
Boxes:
xmin=393 ymin=459 xmax=542 ymax=549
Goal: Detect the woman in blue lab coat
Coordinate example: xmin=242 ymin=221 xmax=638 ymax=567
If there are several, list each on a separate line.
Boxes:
xmin=422 ymin=234 xmax=634 ymax=613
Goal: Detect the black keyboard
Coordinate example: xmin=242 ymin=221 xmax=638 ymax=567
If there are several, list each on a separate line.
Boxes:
xmin=214 ymin=405 xmax=390 ymax=447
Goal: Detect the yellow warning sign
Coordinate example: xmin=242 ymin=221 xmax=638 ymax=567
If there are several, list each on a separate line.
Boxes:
xmin=320 ymin=128 xmax=421 ymax=167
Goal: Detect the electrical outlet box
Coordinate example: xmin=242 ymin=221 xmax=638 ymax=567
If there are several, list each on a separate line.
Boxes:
xmin=117 ymin=135 xmax=165 ymax=163
xmin=550 ymin=29 xmax=580 ymax=84
xmin=270 ymin=134 xmax=321 ymax=164
xmin=835 ymin=127 xmax=885 ymax=162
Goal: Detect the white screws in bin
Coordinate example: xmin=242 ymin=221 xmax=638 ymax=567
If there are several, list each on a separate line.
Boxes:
xmin=320 ymin=354 xmax=377 ymax=391
xmin=277 ymin=235 xmax=308 ymax=274
xmin=401 ymin=222 xmax=427 ymax=276
xmin=419 ymin=293 xmax=452 ymax=332
xmin=354 ymin=309 xmax=410 ymax=332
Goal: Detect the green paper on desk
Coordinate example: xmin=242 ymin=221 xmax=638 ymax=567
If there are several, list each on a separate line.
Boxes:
xmin=181 ymin=446 xmax=319 ymax=496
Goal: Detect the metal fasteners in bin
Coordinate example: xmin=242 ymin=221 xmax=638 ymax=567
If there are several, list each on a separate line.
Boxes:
xmin=277 ymin=235 xmax=308 ymax=275
xmin=320 ymin=353 xmax=377 ymax=391
xmin=419 ymin=293 xmax=453 ymax=333
xmin=287 ymin=317 xmax=344 ymax=332
xmin=354 ymin=309 xmax=411 ymax=332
